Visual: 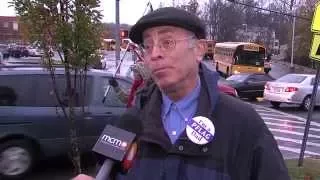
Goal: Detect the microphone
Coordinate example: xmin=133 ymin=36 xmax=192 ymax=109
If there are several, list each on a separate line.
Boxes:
xmin=92 ymin=108 xmax=142 ymax=180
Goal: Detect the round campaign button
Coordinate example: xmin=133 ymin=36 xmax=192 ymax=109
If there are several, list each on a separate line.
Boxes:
xmin=186 ymin=116 xmax=215 ymax=145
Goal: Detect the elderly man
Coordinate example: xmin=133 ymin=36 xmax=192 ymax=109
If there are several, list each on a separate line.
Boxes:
xmin=73 ymin=7 xmax=290 ymax=180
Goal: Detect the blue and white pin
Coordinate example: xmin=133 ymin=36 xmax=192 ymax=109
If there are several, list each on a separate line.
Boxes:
xmin=186 ymin=116 xmax=215 ymax=145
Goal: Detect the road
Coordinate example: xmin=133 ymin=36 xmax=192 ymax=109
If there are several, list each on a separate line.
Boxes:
xmin=252 ymin=103 xmax=320 ymax=160
xmin=250 ymin=99 xmax=320 ymax=160
xmin=268 ymin=60 xmax=292 ymax=79
xmin=250 ymin=99 xmax=320 ymax=122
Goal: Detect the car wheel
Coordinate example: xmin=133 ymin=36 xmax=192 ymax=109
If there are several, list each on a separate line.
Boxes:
xmin=0 ymin=140 xmax=36 ymax=179
xmin=302 ymin=95 xmax=311 ymax=111
xmin=270 ymin=101 xmax=281 ymax=108
xmin=264 ymin=68 xmax=270 ymax=74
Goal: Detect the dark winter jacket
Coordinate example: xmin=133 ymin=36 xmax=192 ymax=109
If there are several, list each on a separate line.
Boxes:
xmin=115 ymin=63 xmax=290 ymax=180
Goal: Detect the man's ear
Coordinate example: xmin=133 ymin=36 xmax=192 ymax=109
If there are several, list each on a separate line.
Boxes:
xmin=195 ymin=39 xmax=207 ymax=62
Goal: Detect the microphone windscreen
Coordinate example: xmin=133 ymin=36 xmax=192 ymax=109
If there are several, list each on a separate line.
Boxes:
xmin=113 ymin=107 xmax=143 ymax=135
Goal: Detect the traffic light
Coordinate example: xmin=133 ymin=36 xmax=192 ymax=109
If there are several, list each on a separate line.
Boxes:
xmin=120 ymin=30 xmax=129 ymax=38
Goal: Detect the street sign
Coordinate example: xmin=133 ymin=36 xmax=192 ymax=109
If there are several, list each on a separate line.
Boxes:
xmin=311 ymin=1 xmax=320 ymax=33
xmin=299 ymin=1 xmax=320 ymax=167
xmin=310 ymin=34 xmax=320 ymax=61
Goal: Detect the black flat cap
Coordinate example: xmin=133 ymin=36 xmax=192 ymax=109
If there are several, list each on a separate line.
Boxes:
xmin=129 ymin=7 xmax=206 ymax=44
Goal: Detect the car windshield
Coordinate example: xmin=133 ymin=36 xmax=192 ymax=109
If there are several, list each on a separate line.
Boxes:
xmin=276 ymin=74 xmax=307 ymax=83
xmin=226 ymin=74 xmax=249 ymax=82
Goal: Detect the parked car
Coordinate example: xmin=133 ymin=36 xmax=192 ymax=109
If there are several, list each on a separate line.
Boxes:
xmin=264 ymin=73 xmax=320 ymax=110
xmin=0 ymin=52 xmax=3 ymax=64
xmin=0 ymin=67 xmax=132 ymax=179
xmin=0 ymin=44 xmax=10 ymax=59
xmin=26 ymin=46 xmax=44 ymax=57
xmin=224 ymin=73 xmax=274 ymax=100
xmin=8 ymin=45 xmax=28 ymax=58
xmin=218 ymin=78 xmax=238 ymax=97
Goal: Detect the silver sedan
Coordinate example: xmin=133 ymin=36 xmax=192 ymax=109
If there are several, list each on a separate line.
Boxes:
xmin=263 ymin=73 xmax=320 ymax=110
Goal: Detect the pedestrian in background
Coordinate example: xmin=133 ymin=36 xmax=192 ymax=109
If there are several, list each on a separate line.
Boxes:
xmin=108 ymin=61 xmax=150 ymax=108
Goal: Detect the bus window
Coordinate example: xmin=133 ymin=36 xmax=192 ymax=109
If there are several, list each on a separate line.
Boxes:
xmin=235 ymin=50 xmax=265 ymax=66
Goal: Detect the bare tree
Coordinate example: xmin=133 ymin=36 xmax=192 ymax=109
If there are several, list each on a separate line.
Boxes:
xmin=11 ymin=0 xmax=103 ymax=174
xmin=203 ymin=0 xmax=244 ymax=41
xmin=176 ymin=0 xmax=202 ymax=16
xmin=203 ymin=0 xmax=224 ymax=40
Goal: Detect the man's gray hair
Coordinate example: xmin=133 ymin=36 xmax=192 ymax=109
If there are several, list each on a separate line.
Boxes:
xmin=185 ymin=30 xmax=197 ymax=49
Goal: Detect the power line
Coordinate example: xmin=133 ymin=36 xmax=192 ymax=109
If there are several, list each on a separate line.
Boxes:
xmin=227 ymin=0 xmax=312 ymax=21
xmin=142 ymin=2 xmax=153 ymax=16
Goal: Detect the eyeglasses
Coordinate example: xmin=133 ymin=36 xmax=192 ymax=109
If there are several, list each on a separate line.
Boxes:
xmin=141 ymin=36 xmax=195 ymax=55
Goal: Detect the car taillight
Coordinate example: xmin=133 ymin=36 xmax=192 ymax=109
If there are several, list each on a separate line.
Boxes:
xmin=234 ymin=89 xmax=238 ymax=97
xmin=285 ymin=87 xmax=298 ymax=92
xmin=265 ymin=83 xmax=270 ymax=90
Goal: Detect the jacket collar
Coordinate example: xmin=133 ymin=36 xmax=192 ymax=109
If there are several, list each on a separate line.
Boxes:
xmin=199 ymin=62 xmax=220 ymax=113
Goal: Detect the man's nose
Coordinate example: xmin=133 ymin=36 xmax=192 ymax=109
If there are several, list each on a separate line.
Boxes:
xmin=150 ymin=45 xmax=162 ymax=60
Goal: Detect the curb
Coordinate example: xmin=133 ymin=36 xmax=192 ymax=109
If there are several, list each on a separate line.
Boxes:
xmin=274 ymin=60 xmax=317 ymax=74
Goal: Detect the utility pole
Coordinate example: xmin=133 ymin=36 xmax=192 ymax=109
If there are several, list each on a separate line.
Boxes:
xmin=209 ymin=0 xmax=214 ymax=40
xmin=115 ymin=0 xmax=120 ymax=71
xmin=290 ymin=0 xmax=296 ymax=72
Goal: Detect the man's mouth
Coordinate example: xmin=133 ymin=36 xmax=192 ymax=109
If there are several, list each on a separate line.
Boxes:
xmin=153 ymin=67 xmax=168 ymax=74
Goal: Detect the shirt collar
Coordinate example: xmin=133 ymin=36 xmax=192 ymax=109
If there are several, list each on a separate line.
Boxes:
xmin=161 ymin=76 xmax=201 ymax=116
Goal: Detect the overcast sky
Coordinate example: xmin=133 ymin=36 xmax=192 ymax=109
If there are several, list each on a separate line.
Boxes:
xmin=0 ymin=0 xmax=208 ymax=25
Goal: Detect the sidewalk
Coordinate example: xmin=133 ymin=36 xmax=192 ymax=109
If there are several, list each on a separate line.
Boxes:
xmin=286 ymin=158 xmax=320 ymax=180
xmin=272 ymin=55 xmax=317 ymax=75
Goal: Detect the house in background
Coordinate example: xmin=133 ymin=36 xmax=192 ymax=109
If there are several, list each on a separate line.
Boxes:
xmin=0 ymin=16 xmax=21 ymax=44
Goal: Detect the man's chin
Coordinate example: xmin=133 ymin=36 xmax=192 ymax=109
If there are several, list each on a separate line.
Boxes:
xmin=156 ymin=80 xmax=177 ymax=93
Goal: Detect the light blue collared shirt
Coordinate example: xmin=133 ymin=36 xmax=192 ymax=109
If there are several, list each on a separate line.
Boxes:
xmin=161 ymin=77 xmax=201 ymax=144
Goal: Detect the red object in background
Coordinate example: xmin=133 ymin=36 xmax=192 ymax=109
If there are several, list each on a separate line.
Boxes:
xmin=120 ymin=30 xmax=129 ymax=38
xmin=127 ymin=79 xmax=143 ymax=108
xmin=218 ymin=83 xmax=237 ymax=97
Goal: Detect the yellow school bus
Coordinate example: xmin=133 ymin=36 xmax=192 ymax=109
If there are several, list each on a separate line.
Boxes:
xmin=102 ymin=38 xmax=116 ymax=51
xmin=204 ymin=40 xmax=216 ymax=60
xmin=214 ymin=42 xmax=266 ymax=77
